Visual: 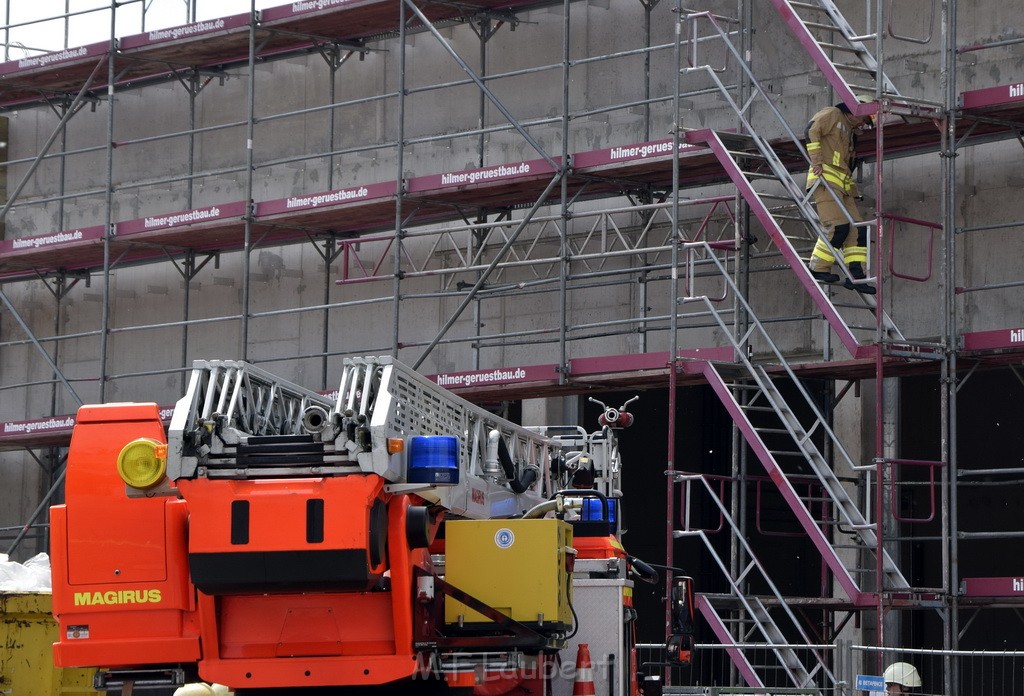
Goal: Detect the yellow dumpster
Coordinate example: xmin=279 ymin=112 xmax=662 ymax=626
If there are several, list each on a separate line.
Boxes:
xmin=0 ymin=593 xmax=100 ymax=696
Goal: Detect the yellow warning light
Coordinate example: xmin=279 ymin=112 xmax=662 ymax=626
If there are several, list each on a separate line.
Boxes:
xmin=387 ymin=438 xmax=405 ymax=454
xmin=116 ymin=438 xmax=168 ymax=490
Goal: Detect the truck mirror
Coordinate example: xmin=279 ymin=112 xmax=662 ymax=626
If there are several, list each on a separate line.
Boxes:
xmin=667 ymin=576 xmax=695 ymax=665
xmin=671 ymin=576 xmax=694 ymax=633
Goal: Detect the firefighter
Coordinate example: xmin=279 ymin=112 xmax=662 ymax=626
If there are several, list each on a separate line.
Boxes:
xmin=805 ymin=96 xmax=876 ymax=294
xmin=883 ymin=661 xmax=922 ymax=695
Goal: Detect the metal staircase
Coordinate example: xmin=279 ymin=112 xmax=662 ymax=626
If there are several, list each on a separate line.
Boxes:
xmin=675 ymin=474 xmax=835 ymax=693
xmin=675 ymin=12 xmax=943 ymax=360
xmin=665 ymin=8 xmax=941 ymax=690
xmin=684 ymin=126 xmax=901 ymax=360
xmin=678 ymin=243 xmax=910 ymax=602
xmin=700 ymin=360 xmax=908 ymax=601
xmin=767 ymin=0 xmax=941 ymax=117
xmin=768 ymin=0 xmax=897 ymax=112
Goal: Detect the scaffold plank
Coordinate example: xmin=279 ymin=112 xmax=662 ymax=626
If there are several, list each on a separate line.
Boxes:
xmin=961 ymin=577 xmax=1024 ymax=597
xmin=0 ymin=1 xmax=567 ymax=109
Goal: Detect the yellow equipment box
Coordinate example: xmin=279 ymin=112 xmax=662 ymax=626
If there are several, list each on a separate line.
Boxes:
xmin=0 ymin=592 xmax=100 ymax=696
xmin=444 ymin=519 xmax=573 ymax=630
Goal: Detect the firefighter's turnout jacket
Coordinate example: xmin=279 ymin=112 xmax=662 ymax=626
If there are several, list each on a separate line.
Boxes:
xmin=804 ymin=105 xmax=868 ymax=274
xmin=805 ymin=106 xmax=860 ymax=196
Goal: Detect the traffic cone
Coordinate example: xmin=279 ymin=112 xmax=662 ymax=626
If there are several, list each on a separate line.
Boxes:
xmin=572 ymin=643 xmax=596 ymax=696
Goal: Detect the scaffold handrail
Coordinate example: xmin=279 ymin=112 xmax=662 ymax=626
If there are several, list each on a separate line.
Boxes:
xmin=885 ymin=0 xmax=937 ymax=45
xmin=674 ymin=473 xmax=836 ymax=693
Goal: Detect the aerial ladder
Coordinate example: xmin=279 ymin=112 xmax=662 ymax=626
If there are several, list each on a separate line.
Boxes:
xmin=49 ymin=356 xmax=689 ymax=695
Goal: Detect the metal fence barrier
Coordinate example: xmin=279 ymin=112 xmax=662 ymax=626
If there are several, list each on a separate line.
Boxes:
xmin=637 ymin=642 xmax=1024 ymax=695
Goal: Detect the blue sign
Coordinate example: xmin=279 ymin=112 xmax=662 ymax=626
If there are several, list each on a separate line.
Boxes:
xmin=494 ymin=528 xmax=515 ymax=549
xmin=856 ymin=674 xmax=886 ymax=692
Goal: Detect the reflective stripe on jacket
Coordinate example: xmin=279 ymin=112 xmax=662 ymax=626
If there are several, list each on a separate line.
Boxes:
xmin=805 ymin=106 xmax=860 ymax=194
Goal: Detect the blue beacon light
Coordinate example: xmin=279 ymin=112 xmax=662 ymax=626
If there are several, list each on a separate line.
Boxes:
xmin=582 ymin=497 xmax=618 ymax=523
xmin=407 ymin=435 xmax=460 ymax=485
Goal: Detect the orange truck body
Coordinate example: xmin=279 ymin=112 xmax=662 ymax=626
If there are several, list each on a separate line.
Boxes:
xmin=51 ymin=404 xmax=198 ymax=669
xmin=51 ymin=402 xmax=430 ymax=689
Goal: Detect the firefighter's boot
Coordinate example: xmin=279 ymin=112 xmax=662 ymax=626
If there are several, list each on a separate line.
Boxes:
xmin=811 ymin=269 xmax=840 ymax=284
xmin=843 ymin=262 xmax=876 ymax=294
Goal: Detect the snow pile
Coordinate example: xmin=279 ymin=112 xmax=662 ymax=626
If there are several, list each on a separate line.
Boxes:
xmin=0 ymin=552 xmax=51 ymax=592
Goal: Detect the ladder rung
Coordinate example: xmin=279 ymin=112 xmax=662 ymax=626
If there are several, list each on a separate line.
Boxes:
xmin=741 ymin=405 xmax=775 ymax=412
xmin=756 ymin=427 xmax=791 ymax=435
xmin=831 ymin=300 xmax=877 ymax=309
xmin=830 ymin=542 xmax=874 ymax=551
xmin=727 ymin=150 xmax=768 ymax=159
xmin=834 ymin=62 xmax=878 ymax=75
xmin=819 ymin=41 xmax=866 ymax=54
xmin=800 ymin=495 xmax=834 ymax=503
xmin=802 ymin=19 xmax=841 ymax=32
xmin=768 ymin=450 xmax=808 ymax=457
xmin=789 ymin=1 xmax=828 ymax=13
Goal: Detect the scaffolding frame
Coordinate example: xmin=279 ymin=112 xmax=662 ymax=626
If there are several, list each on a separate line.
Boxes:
xmin=0 ymin=0 xmax=1023 ymax=692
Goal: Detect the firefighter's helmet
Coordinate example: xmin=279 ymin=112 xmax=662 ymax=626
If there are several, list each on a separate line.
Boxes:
xmin=883 ymin=662 xmax=922 ymax=688
xmin=854 ymin=93 xmax=877 ymax=125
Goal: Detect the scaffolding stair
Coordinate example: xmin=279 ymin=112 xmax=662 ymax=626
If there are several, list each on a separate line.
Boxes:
xmin=701 ymin=360 xmax=909 ymax=603
xmin=695 ymin=594 xmax=767 ymax=690
xmin=679 ymin=16 xmax=945 ymax=361
xmin=675 ymin=475 xmax=834 ymax=693
xmin=685 ymin=127 xmax=905 ymax=360
xmin=673 ymin=244 xmax=910 ymax=602
xmin=768 ymin=0 xmax=906 ymax=114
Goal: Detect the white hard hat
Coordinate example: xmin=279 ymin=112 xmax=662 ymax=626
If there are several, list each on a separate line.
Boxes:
xmin=173 ymin=684 xmax=234 ymax=696
xmin=173 ymin=685 xmax=214 ymax=696
xmin=883 ymin=662 xmax=922 ymax=688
